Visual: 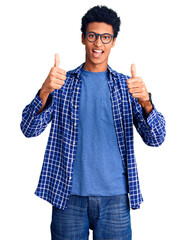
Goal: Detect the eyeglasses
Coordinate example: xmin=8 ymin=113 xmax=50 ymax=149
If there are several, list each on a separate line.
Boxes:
xmin=85 ymin=31 xmax=114 ymax=44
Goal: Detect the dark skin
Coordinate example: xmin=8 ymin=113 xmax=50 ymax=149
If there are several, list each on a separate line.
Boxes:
xmin=37 ymin=22 xmax=153 ymax=116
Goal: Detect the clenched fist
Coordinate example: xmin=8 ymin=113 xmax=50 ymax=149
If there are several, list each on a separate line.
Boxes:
xmin=41 ymin=53 xmax=67 ymax=94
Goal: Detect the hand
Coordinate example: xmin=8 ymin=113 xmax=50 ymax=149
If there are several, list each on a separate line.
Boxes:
xmin=41 ymin=53 xmax=67 ymax=94
xmin=127 ymin=64 xmax=150 ymax=107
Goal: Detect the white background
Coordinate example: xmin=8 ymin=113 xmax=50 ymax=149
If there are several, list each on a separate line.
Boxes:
xmin=1 ymin=0 xmax=186 ymax=239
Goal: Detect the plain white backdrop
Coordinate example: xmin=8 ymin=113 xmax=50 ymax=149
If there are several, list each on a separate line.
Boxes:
xmin=1 ymin=0 xmax=186 ymax=239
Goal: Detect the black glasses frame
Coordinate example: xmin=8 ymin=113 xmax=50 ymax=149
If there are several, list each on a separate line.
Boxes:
xmin=85 ymin=31 xmax=114 ymax=44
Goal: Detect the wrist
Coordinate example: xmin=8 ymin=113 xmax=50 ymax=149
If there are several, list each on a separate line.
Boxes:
xmin=138 ymin=93 xmax=152 ymax=107
xmin=141 ymin=101 xmax=153 ymax=117
xmin=140 ymin=100 xmax=152 ymax=108
xmin=38 ymin=86 xmax=50 ymax=107
xmin=40 ymin=85 xmax=50 ymax=97
xmin=36 ymin=87 xmax=50 ymax=115
xmin=138 ymin=92 xmax=153 ymax=117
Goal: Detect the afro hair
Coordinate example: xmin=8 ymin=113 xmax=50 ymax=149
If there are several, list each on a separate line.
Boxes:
xmin=81 ymin=5 xmax=121 ymax=39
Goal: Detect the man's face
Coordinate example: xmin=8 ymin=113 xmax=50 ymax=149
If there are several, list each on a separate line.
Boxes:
xmin=82 ymin=22 xmax=116 ymax=68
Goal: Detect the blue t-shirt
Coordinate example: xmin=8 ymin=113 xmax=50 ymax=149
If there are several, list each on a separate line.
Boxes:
xmin=71 ymin=68 xmax=128 ymax=196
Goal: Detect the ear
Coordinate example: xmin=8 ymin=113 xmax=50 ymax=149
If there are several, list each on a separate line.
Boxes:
xmin=111 ymin=38 xmax=116 ymax=48
xmin=81 ymin=33 xmax=86 ymax=45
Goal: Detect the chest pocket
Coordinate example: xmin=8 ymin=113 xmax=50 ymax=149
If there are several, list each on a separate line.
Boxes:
xmin=100 ymin=95 xmax=113 ymax=123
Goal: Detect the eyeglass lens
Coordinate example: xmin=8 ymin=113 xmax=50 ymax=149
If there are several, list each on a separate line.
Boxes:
xmin=87 ymin=32 xmax=112 ymax=44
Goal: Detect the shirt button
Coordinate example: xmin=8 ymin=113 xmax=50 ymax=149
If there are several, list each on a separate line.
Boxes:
xmin=74 ymin=123 xmax=76 ymax=126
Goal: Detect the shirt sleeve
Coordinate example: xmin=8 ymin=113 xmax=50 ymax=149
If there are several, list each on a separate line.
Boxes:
xmin=131 ymin=95 xmax=166 ymax=146
xmin=20 ymin=89 xmax=54 ymax=138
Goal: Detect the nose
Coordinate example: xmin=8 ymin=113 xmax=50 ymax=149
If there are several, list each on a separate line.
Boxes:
xmin=94 ymin=35 xmax=103 ymax=46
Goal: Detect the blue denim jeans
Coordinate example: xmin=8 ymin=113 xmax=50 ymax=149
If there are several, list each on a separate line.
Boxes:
xmin=50 ymin=194 xmax=132 ymax=240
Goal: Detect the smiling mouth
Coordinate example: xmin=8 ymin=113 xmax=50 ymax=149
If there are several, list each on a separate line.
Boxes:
xmin=92 ymin=49 xmax=104 ymax=58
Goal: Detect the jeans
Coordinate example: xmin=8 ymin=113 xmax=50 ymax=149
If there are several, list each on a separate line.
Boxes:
xmin=50 ymin=194 xmax=132 ymax=240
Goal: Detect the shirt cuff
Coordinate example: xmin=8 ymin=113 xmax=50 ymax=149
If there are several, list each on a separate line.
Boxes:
xmin=146 ymin=104 xmax=159 ymax=127
xmin=30 ymin=89 xmax=43 ymax=115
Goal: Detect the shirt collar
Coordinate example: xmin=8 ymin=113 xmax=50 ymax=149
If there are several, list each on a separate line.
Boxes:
xmin=68 ymin=62 xmax=118 ymax=78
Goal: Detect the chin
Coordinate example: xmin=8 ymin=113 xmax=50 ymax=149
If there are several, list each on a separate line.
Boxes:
xmin=90 ymin=57 xmax=106 ymax=65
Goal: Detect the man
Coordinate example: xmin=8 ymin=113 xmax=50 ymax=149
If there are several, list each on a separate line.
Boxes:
xmin=20 ymin=5 xmax=166 ymax=240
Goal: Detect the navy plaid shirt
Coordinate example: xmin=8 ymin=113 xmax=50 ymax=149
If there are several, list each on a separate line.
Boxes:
xmin=20 ymin=63 xmax=166 ymax=210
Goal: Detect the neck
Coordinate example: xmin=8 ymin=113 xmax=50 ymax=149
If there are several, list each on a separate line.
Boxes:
xmin=83 ymin=59 xmax=108 ymax=72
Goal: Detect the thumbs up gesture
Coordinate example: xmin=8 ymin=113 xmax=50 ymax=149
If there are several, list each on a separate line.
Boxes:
xmin=127 ymin=64 xmax=150 ymax=107
xmin=41 ymin=53 xmax=67 ymax=94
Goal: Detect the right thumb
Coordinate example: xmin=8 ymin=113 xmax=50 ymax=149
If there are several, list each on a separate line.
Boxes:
xmin=54 ymin=53 xmax=60 ymax=67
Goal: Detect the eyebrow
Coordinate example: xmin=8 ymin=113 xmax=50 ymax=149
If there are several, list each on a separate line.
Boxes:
xmin=87 ymin=31 xmax=113 ymax=35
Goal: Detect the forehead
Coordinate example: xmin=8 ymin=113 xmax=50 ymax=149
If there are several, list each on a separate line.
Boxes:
xmin=86 ymin=22 xmax=113 ymax=34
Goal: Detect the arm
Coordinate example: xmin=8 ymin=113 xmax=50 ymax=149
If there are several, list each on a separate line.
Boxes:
xmin=131 ymin=94 xmax=166 ymax=146
xmin=127 ymin=64 xmax=166 ymax=146
xmin=20 ymin=53 xmax=66 ymax=138
xmin=20 ymin=90 xmax=54 ymax=138
xmin=37 ymin=88 xmax=50 ymax=114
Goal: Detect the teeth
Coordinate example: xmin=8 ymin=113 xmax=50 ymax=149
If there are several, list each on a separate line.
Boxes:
xmin=94 ymin=50 xmax=103 ymax=52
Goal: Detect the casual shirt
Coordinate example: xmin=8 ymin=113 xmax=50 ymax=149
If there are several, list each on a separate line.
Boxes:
xmin=20 ymin=62 xmax=166 ymax=210
xmin=71 ymin=68 xmax=128 ymax=196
